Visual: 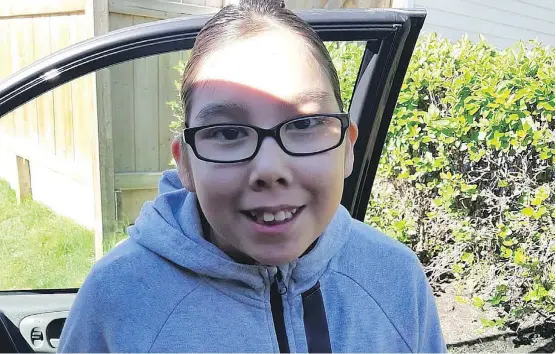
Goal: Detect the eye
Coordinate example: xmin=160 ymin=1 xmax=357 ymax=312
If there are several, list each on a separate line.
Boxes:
xmin=200 ymin=126 xmax=250 ymax=141
xmin=286 ymin=117 xmax=327 ymax=131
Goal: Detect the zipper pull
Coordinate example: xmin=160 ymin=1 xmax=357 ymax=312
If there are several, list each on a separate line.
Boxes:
xmin=275 ymin=269 xmax=287 ymax=295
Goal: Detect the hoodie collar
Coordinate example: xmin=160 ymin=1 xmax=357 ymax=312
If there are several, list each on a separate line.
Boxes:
xmin=128 ymin=170 xmax=353 ymax=298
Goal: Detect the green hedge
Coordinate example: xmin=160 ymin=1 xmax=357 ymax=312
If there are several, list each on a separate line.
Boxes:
xmin=328 ymin=35 xmax=554 ymax=329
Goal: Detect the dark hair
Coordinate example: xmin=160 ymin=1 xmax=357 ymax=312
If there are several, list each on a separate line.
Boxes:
xmin=180 ymin=0 xmax=343 ymax=128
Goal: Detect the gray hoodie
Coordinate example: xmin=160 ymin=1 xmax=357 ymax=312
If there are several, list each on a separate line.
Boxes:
xmin=59 ymin=169 xmax=446 ymax=352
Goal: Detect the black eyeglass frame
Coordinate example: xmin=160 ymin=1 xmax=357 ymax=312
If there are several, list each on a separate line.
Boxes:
xmin=182 ymin=113 xmax=350 ymax=163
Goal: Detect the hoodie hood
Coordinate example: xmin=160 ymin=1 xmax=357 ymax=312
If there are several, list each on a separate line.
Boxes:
xmin=128 ymin=169 xmax=353 ymax=297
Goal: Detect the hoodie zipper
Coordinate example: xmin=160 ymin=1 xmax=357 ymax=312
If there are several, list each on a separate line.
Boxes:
xmin=270 ymin=268 xmax=290 ymax=353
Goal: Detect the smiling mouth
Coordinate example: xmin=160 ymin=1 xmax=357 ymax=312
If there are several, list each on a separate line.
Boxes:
xmin=241 ymin=206 xmax=304 ymax=225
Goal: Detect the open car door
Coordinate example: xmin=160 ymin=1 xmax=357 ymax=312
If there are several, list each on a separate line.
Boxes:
xmin=0 ymin=8 xmax=425 ymax=352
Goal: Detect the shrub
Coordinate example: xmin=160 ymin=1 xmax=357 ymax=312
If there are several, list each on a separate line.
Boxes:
xmin=329 ymin=35 xmax=554 ymax=329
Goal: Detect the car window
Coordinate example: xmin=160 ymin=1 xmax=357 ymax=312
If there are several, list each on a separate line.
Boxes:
xmin=0 ymin=43 xmax=364 ymax=291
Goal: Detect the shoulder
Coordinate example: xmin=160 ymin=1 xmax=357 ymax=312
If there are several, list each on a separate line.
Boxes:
xmin=61 ymin=239 xmax=201 ymax=351
xmin=81 ymin=239 xmax=200 ymax=311
xmin=328 ymin=219 xmax=444 ymax=351
xmin=330 ymin=217 xmax=430 ymax=306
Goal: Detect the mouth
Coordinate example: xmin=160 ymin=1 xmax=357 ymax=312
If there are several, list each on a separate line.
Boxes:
xmin=241 ymin=206 xmax=304 ymax=226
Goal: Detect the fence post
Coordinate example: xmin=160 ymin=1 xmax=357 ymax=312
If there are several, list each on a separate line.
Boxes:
xmin=15 ymin=155 xmax=32 ymax=203
xmin=87 ymin=0 xmax=116 ymax=260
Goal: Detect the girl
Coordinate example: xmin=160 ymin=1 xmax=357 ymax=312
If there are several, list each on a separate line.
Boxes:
xmin=59 ymin=0 xmax=446 ymax=352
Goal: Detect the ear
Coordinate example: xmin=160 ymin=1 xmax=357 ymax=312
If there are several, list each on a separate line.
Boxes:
xmin=343 ymin=121 xmax=358 ymax=178
xmin=171 ymin=136 xmax=196 ymax=192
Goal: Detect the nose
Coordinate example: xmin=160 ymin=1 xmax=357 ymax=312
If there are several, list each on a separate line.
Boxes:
xmin=248 ymin=137 xmax=293 ymax=191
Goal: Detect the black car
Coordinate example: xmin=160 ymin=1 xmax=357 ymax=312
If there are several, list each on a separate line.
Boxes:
xmin=0 ymin=8 xmax=425 ymax=352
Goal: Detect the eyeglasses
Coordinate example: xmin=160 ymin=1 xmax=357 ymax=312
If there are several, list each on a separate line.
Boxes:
xmin=182 ymin=113 xmax=350 ymax=163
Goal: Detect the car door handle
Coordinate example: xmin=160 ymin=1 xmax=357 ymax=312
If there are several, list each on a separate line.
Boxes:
xmin=19 ymin=311 xmax=68 ymax=353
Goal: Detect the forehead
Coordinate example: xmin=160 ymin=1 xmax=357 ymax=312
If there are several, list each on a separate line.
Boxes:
xmin=193 ymin=28 xmax=334 ymax=107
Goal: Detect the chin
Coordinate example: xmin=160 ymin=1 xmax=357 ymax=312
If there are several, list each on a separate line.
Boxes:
xmin=251 ymin=248 xmax=304 ymax=266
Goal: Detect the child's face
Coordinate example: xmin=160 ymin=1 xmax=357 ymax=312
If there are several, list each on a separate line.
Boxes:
xmin=173 ymin=28 xmax=358 ymax=265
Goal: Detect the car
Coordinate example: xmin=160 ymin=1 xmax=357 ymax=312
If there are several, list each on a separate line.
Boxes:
xmin=0 ymin=8 xmax=425 ymax=352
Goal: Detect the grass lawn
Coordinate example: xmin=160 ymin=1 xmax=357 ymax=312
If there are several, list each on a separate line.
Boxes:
xmin=0 ymin=179 xmax=95 ymax=290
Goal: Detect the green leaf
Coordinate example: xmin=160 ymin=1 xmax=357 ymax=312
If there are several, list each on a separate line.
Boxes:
xmin=540 ymin=150 xmax=552 ymax=160
xmin=502 ymin=238 xmax=518 ymax=247
xmin=534 ymin=206 xmax=548 ymax=220
xmin=461 ymin=252 xmax=475 ymax=264
xmin=461 ymin=184 xmax=478 ymax=192
xmin=521 ymin=207 xmax=535 ymax=217
xmin=480 ymin=318 xmax=496 ymax=328
xmin=452 ymin=263 xmax=464 ymax=274
xmin=393 ymin=220 xmax=406 ymax=232
xmin=538 ymin=101 xmax=555 ymax=111
xmin=472 ymin=296 xmax=485 ymax=308
xmin=500 ymin=246 xmax=513 ymax=259
xmin=514 ymin=248 xmax=527 ymax=265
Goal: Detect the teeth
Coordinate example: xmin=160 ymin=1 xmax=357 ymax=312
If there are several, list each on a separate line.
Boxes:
xmin=275 ymin=210 xmax=286 ymax=221
xmin=248 ymin=208 xmax=301 ymax=223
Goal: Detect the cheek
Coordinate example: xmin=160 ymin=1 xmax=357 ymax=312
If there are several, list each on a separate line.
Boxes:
xmin=190 ymin=161 xmax=245 ymax=204
xmin=294 ymin=150 xmax=346 ymax=198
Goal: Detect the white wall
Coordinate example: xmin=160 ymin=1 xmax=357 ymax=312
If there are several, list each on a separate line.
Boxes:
xmin=394 ymin=0 xmax=555 ymax=49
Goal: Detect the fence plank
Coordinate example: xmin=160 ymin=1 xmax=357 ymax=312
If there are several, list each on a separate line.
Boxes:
xmin=22 ymin=19 xmax=38 ymax=144
xmin=0 ymin=20 xmax=15 ymax=137
xmin=109 ymin=13 xmax=136 ymax=173
xmin=50 ymin=16 xmax=75 ymax=160
xmin=120 ymin=189 xmax=158 ymax=224
xmin=71 ymin=16 xmax=94 ymax=167
xmin=0 ymin=0 xmax=86 ymax=18
xmin=10 ymin=19 xmax=26 ymax=141
xmin=33 ymin=17 xmax=57 ymax=155
xmin=157 ymin=51 xmax=182 ymax=171
xmin=115 ymin=172 xmax=162 ymax=190
xmin=133 ymin=15 xmax=160 ymax=172
xmin=109 ymin=0 xmax=219 ymax=19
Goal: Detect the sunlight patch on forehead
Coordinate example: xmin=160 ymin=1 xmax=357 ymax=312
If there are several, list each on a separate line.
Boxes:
xmin=194 ymin=28 xmax=334 ymax=105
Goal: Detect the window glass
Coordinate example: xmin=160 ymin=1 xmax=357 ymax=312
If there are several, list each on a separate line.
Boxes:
xmin=0 ymin=48 xmax=190 ymax=291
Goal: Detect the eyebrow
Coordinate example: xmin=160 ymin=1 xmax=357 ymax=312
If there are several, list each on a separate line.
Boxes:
xmin=288 ymin=91 xmax=335 ymax=106
xmin=193 ymin=101 xmax=250 ymax=125
xmin=192 ymin=91 xmax=335 ymax=125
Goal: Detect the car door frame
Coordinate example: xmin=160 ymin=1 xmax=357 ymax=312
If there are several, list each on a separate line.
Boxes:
xmin=0 ymin=8 xmax=425 ymax=353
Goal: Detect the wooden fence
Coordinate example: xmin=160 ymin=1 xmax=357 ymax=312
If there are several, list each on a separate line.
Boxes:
xmin=0 ymin=0 xmax=392 ymax=259
xmin=0 ymin=0 xmax=108 ymax=256
xmin=108 ymin=13 xmax=189 ymax=223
